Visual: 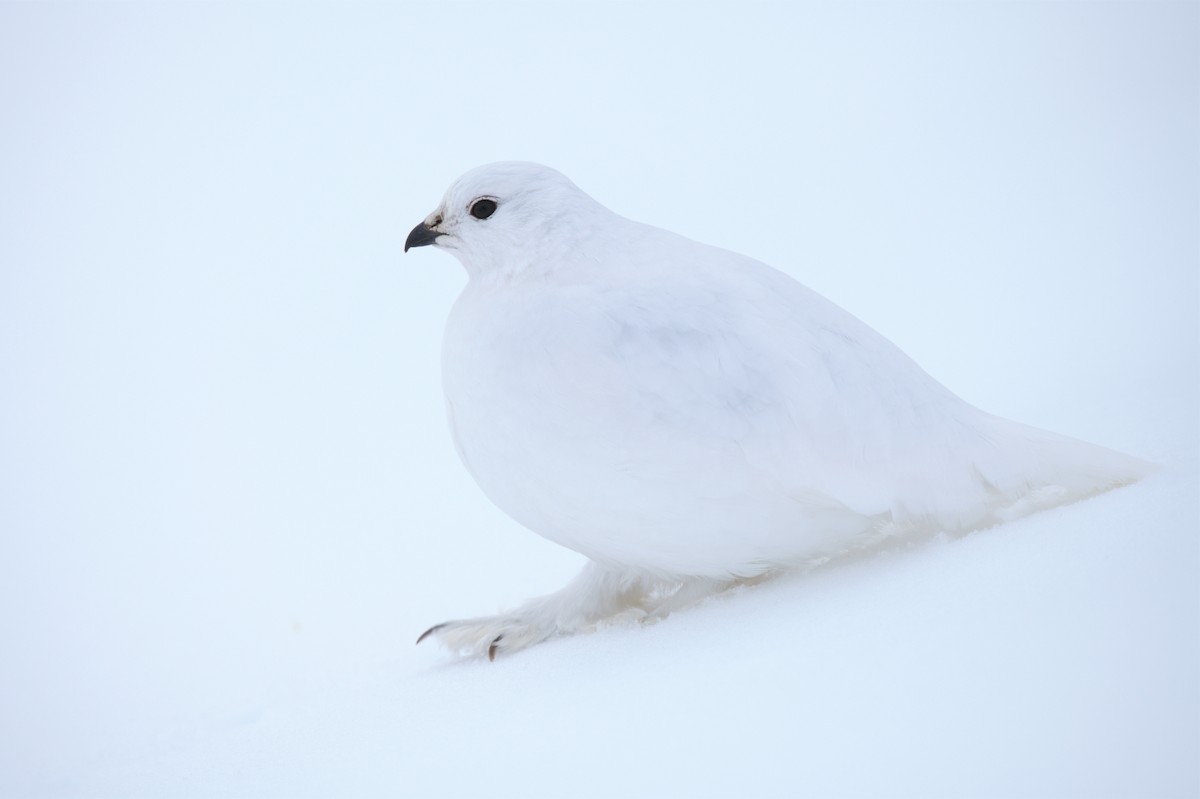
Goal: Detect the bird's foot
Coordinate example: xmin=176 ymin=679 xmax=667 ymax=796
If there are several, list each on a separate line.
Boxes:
xmin=416 ymin=614 xmax=559 ymax=661
xmin=416 ymin=561 xmax=659 ymax=660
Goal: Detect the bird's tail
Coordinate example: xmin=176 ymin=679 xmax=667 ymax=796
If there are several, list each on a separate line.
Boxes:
xmin=961 ymin=414 xmax=1155 ymax=527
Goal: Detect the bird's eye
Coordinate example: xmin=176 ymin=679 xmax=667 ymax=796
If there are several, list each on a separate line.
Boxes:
xmin=469 ymin=198 xmax=497 ymax=220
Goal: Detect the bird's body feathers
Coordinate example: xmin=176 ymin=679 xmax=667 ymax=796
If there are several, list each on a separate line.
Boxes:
xmin=443 ymin=213 xmax=1146 ymax=578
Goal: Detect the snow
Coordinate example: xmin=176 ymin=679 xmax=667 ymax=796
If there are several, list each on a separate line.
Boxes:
xmin=1 ymin=3 xmax=1196 ymax=797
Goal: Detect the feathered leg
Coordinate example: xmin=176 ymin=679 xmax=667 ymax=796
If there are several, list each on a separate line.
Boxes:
xmin=417 ymin=561 xmax=716 ymax=659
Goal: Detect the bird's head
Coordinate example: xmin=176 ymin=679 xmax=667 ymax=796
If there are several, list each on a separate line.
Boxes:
xmin=404 ymin=162 xmax=609 ymax=279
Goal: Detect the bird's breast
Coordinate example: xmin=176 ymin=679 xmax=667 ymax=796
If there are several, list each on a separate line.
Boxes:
xmin=437 ymin=279 xmax=878 ymax=573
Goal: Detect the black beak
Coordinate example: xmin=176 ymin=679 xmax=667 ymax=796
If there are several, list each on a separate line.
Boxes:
xmin=404 ymin=221 xmax=442 ymax=252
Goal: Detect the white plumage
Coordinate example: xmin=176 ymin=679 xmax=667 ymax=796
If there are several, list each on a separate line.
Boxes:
xmin=404 ymin=161 xmax=1150 ymax=659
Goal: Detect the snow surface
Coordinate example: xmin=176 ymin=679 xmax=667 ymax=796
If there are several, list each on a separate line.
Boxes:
xmin=1 ymin=3 xmax=1196 ymax=797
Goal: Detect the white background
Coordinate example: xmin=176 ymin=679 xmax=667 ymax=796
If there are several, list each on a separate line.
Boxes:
xmin=1 ymin=2 xmax=1196 ymax=796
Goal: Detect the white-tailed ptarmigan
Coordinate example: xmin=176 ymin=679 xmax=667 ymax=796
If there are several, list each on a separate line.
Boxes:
xmin=404 ymin=161 xmax=1151 ymax=660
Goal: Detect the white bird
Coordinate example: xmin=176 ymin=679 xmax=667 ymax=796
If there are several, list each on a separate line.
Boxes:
xmin=404 ymin=161 xmax=1150 ymax=660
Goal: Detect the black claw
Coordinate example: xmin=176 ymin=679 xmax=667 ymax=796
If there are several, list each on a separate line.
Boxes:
xmin=487 ymin=635 xmax=503 ymax=662
xmin=416 ymin=623 xmax=447 ymax=645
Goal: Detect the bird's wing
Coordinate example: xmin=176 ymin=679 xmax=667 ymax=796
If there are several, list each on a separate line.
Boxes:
xmin=591 ymin=229 xmax=1150 ymax=532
